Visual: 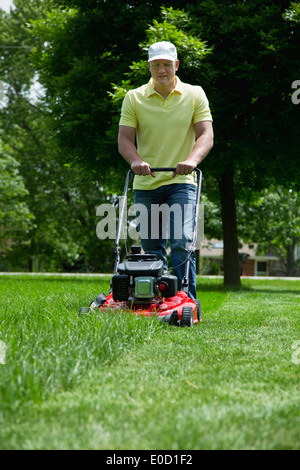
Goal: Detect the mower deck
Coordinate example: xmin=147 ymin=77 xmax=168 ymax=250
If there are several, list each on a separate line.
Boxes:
xmin=99 ymin=291 xmax=200 ymax=326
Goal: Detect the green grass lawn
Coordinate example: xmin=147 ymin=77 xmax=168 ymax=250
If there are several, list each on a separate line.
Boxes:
xmin=0 ymin=275 xmax=299 ymax=450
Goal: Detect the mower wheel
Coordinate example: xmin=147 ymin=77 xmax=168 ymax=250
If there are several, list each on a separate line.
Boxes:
xmin=181 ymin=307 xmax=194 ymax=327
xmin=195 ymin=299 xmax=202 ymax=322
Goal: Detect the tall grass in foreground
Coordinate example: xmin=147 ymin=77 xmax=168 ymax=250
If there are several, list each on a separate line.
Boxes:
xmin=0 ymin=276 xmax=160 ymax=413
xmin=0 ymin=276 xmax=299 ymax=449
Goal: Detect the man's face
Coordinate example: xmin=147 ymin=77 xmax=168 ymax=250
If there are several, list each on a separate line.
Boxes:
xmin=148 ymin=59 xmax=179 ymax=87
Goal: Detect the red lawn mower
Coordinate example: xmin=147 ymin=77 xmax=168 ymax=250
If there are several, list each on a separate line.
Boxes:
xmin=79 ymin=168 xmax=203 ymax=327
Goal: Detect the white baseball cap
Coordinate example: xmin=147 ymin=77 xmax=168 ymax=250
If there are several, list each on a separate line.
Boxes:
xmin=148 ymin=41 xmax=177 ymax=62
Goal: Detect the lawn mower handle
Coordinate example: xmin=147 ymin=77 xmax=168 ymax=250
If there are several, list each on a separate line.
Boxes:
xmin=114 ymin=167 xmax=203 ymax=288
xmin=150 ymin=167 xmax=178 ymax=172
xmin=150 ymin=167 xmax=200 ymax=174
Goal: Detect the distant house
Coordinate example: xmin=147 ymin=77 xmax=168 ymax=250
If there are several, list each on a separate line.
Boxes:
xmin=199 ymin=239 xmax=289 ymax=276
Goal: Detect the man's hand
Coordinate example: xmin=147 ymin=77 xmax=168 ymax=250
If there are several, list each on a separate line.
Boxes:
xmin=131 ymin=161 xmax=156 ymax=177
xmin=172 ymin=161 xmax=196 ymax=177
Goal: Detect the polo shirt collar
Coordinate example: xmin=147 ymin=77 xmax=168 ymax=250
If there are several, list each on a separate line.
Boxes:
xmin=146 ymin=76 xmax=184 ymax=97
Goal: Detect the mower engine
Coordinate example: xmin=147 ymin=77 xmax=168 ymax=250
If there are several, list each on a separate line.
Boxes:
xmin=112 ymin=247 xmax=178 ymax=303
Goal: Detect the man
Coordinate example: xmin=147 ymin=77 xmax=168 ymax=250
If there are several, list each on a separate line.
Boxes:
xmin=118 ymin=41 xmax=213 ymax=299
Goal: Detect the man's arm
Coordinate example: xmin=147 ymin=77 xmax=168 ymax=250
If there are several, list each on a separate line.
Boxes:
xmin=118 ymin=125 xmax=155 ymax=177
xmin=173 ymin=121 xmax=214 ymax=176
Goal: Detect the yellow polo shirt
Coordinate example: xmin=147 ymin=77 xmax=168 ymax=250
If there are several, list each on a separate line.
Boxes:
xmin=119 ymin=76 xmax=212 ymax=190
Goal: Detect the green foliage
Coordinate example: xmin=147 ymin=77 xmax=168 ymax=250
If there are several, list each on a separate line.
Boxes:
xmin=1 ymin=0 xmax=299 ymax=277
xmin=238 ymin=187 xmax=300 ymax=275
xmin=0 ymin=0 xmax=117 ymax=272
xmin=189 ymin=0 xmax=300 ymax=285
xmin=30 ymin=0 xmax=190 ymax=184
xmin=128 ymin=6 xmax=213 ymax=82
xmin=284 ymin=1 xmax=300 ymax=22
xmin=142 ymin=6 xmax=212 ymax=72
xmin=0 ymin=141 xmax=33 ymax=257
xmin=108 ymin=6 xmax=213 ymax=176
xmin=183 ymin=0 xmax=300 ymax=190
xmin=109 ymin=2 xmax=300 ymax=287
xmin=201 ymin=194 xmax=222 ymax=239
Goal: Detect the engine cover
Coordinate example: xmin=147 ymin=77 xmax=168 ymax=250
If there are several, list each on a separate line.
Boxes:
xmin=134 ymin=277 xmax=155 ymax=299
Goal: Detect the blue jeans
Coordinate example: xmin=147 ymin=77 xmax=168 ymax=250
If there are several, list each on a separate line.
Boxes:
xmin=134 ymin=184 xmax=197 ymax=299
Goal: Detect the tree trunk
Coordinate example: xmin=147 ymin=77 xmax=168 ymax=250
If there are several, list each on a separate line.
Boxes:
xmin=219 ymin=168 xmax=241 ymax=288
xmin=286 ymin=240 xmax=296 ymax=276
xmin=27 ymin=238 xmax=35 ymax=272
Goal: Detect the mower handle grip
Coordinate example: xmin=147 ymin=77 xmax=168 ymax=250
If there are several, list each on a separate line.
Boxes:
xmin=127 ymin=167 xmax=201 ymax=179
xmin=150 ymin=167 xmax=200 ymax=173
xmin=150 ymin=167 xmax=176 ymax=172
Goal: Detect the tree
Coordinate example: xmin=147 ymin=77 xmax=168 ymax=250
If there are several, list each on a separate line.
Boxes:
xmin=284 ymin=1 xmax=300 ymax=22
xmin=238 ymin=187 xmax=300 ymax=276
xmin=185 ymin=0 xmax=300 ymax=286
xmin=30 ymin=0 xmax=300 ymax=284
xmin=0 ymin=140 xmax=33 ymax=264
xmin=109 ymin=3 xmax=300 ymax=285
xmin=31 ymin=0 xmax=189 ymax=188
xmin=0 ymin=0 xmax=116 ymax=272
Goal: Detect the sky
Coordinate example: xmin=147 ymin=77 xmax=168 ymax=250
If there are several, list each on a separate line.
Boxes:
xmin=0 ymin=0 xmax=14 ymax=13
